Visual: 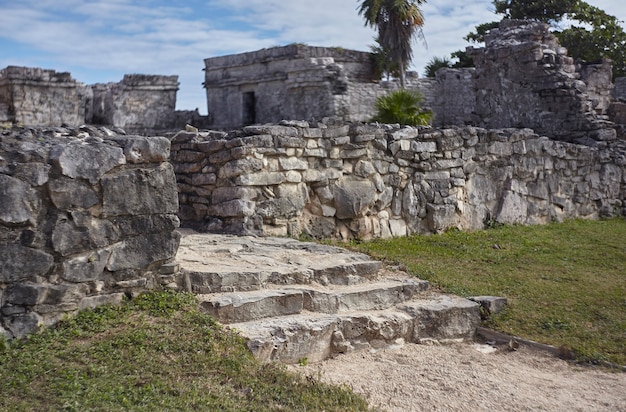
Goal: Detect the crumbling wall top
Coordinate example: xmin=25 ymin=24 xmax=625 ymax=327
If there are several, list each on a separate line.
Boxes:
xmin=0 ymin=66 xmax=79 ymax=85
xmin=204 ymin=44 xmax=372 ymax=70
xmin=121 ymin=74 xmax=179 ymax=90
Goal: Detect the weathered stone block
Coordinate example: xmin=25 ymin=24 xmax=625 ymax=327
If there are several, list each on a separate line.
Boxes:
xmin=62 ymin=248 xmax=112 ymax=282
xmin=211 ymin=186 xmax=257 ymax=204
xmin=496 ymin=190 xmax=528 ymax=224
xmin=219 ymin=158 xmax=264 ymax=179
xmin=333 ymin=177 xmax=376 ymax=219
xmin=106 ymin=232 xmax=181 ymax=272
xmin=411 ymin=141 xmax=437 ymax=153
xmin=279 ymin=157 xmax=309 ymax=170
xmin=0 ymin=245 xmax=54 ymax=282
xmin=0 ymin=174 xmax=41 ymax=225
xmin=13 ymin=162 xmax=50 ymax=186
xmin=209 ymin=199 xmax=256 ymax=217
xmin=235 ymin=172 xmax=286 ymax=186
xmin=48 ymin=177 xmax=100 ymax=210
xmin=102 ymin=163 xmax=179 ymax=216
xmin=112 ymin=136 xmax=170 ymax=164
xmin=51 ymin=143 xmax=126 ymax=183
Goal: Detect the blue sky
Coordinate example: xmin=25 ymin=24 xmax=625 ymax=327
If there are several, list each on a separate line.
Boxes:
xmin=1 ymin=0 xmax=625 ymax=114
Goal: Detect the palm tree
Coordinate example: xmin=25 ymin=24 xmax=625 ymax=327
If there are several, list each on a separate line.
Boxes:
xmin=358 ymin=0 xmax=426 ymax=88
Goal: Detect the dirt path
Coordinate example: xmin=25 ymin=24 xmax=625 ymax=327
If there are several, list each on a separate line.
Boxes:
xmin=291 ymin=341 xmax=626 ymax=411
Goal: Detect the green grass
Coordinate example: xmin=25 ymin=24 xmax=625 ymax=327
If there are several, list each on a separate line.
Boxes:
xmin=0 ymin=291 xmax=370 ymax=412
xmin=349 ymin=218 xmax=626 ymax=366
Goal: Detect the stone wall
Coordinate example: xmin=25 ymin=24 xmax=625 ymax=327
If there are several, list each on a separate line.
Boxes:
xmin=171 ymin=122 xmax=626 ymax=240
xmin=469 ymin=20 xmax=616 ymax=144
xmin=0 ymin=125 xmax=182 ymax=339
xmin=204 ymin=45 xmax=379 ymax=129
xmin=0 ymin=66 xmax=209 ymax=133
xmin=0 ymin=66 xmax=93 ymax=126
xmin=92 ymin=74 xmax=180 ymax=133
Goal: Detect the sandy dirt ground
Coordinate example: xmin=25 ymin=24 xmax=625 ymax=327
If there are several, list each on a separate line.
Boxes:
xmin=291 ymin=341 xmax=626 ymax=411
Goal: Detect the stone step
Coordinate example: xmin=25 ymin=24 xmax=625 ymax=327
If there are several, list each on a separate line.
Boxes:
xmin=178 ymin=233 xmax=383 ymax=293
xmin=198 ymin=278 xmax=429 ymax=324
xmin=230 ymin=295 xmax=480 ymax=364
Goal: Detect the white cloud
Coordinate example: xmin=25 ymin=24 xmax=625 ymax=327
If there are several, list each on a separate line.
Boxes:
xmin=0 ymin=0 xmax=624 ymax=112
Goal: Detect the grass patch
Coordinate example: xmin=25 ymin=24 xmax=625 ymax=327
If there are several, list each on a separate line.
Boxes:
xmin=0 ymin=291 xmax=370 ymax=411
xmin=349 ymin=218 xmax=626 ymax=366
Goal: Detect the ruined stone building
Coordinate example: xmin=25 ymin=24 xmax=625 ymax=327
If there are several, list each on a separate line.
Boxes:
xmin=0 ymin=66 xmax=208 ymax=133
xmin=204 ymin=20 xmax=625 ymax=144
xmin=203 ymin=45 xmax=383 ymax=128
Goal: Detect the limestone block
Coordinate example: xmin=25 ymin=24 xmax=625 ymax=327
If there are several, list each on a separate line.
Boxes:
xmin=411 ymin=141 xmax=437 ymax=153
xmin=402 ymin=184 xmax=420 ymax=217
xmin=13 ymin=162 xmax=50 ymax=186
xmin=79 ymin=293 xmax=125 ymax=310
xmin=209 ymin=200 xmax=256 ymax=217
xmin=211 ymin=187 xmax=257 ymax=204
xmin=51 ymin=143 xmax=126 ymax=184
xmin=191 ymin=173 xmax=217 ymax=186
xmin=354 ymin=160 xmax=376 ymax=178
xmin=109 ymin=214 xmax=180 ymax=238
xmin=333 ymin=177 xmax=376 ymax=219
xmin=52 ymin=216 xmax=115 ymax=256
xmin=304 ymin=148 xmax=328 ymax=157
xmin=0 ymin=244 xmax=54 ymax=282
xmin=48 ymin=177 xmax=99 ymax=210
xmin=495 ymin=190 xmax=528 ymax=224
xmin=488 ymin=141 xmax=513 ymax=156
xmin=5 ymin=283 xmax=48 ymax=305
xmin=196 ymin=140 xmax=226 ymax=153
xmin=285 ymin=170 xmax=302 ymax=183
xmin=219 ymin=158 xmax=264 ymax=179
xmin=235 ymin=172 xmax=286 ymax=186
xmin=5 ymin=312 xmax=42 ymax=338
xmin=389 ymin=219 xmax=407 ymax=237
xmin=62 ymin=248 xmax=112 ymax=282
xmin=106 ymin=231 xmax=181 ymax=272
xmin=172 ymin=150 xmax=204 ymax=163
xmin=102 ymin=163 xmax=179 ymax=216
xmin=244 ymin=125 xmax=298 ymax=137
xmin=0 ymin=174 xmax=41 ymax=225
xmin=390 ymin=140 xmax=411 ymax=156
xmin=390 ymin=127 xmax=419 ymax=141
xmin=114 ymin=136 xmax=170 ymax=164
xmin=279 ymin=157 xmax=308 ymax=170
xmin=277 ymin=136 xmax=306 ymax=148
xmin=427 ymin=204 xmax=457 ymax=232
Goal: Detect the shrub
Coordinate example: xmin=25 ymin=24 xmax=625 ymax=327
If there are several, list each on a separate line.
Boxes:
xmin=372 ymin=89 xmax=434 ymax=126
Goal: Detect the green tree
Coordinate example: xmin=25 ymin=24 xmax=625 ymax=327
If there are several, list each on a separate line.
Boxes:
xmin=556 ymin=3 xmax=626 ymax=77
xmin=461 ymin=0 xmax=626 ymax=78
xmin=370 ymin=36 xmax=400 ymax=80
xmin=424 ymin=56 xmax=451 ymax=77
xmin=358 ymin=0 xmax=427 ymax=88
xmin=492 ymin=0 xmax=578 ymax=22
xmin=372 ymin=89 xmax=433 ymax=126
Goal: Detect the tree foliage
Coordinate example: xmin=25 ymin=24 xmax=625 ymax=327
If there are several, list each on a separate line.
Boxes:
xmin=372 ymin=89 xmax=433 ymax=126
xmin=492 ymin=0 xmax=579 ymax=22
xmin=359 ymin=0 xmax=427 ymax=88
xmin=459 ymin=0 xmax=626 ymax=78
xmin=370 ymin=36 xmax=400 ymax=80
xmin=424 ymin=56 xmax=451 ymax=77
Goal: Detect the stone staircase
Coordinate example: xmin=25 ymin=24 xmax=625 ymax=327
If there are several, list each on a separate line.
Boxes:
xmin=176 ymin=231 xmax=481 ymax=364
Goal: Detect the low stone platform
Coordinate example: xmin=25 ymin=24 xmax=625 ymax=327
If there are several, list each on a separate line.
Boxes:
xmin=175 ymin=231 xmax=480 ymax=363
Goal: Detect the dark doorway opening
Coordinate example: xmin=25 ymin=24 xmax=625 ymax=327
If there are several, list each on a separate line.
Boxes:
xmin=242 ymin=91 xmax=256 ymax=125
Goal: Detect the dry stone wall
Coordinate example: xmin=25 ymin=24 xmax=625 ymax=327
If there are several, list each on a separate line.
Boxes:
xmin=171 ymin=122 xmax=626 ymax=240
xmin=0 ymin=125 xmax=182 ymax=339
xmin=469 ymin=20 xmax=616 ymax=143
xmin=0 ymin=66 xmax=93 ymax=126
xmin=91 ymin=74 xmax=179 ymax=133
